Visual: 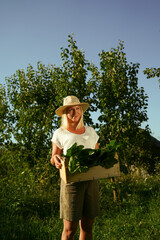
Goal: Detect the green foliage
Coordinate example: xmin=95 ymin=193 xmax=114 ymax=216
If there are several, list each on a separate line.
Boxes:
xmin=0 ymin=84 xmax=12 ymax=145
xmin=120 ymin=128 xmax=160 ymax=174
xmin=59 ymin=34 xmax=97 ymax=124
xmin=144 ymin=67 xmax=160 ymax=86
xmin=63 ymin=141 xmax=119 ymax=174
xmin=97 ymin=41 xmax=148 ymax=137
xmin=5 ymin=63 xmax=62 ymax=162
xmin=91 ymin=41 xmax=150 ymax=170
xmin=0 ymin=34 xmax=160 ymax=240
xmin=0 ymin=145 xmax=61 ymax=239
xmin=1 ymin=35 xmax=159 ymax=172
xmin=0 ymin=146 xmax=160 ymax=239
xmin=94 ymin=175 xmax=160 ymax=240
xmin=3 ymin=34 xmax=96 ymax=165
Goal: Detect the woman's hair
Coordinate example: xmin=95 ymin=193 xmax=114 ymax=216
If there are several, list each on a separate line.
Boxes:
xmin=61 ymin=107 xmax=84 ymax=130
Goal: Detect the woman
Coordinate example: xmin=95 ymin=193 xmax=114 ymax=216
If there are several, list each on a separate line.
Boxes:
xmin=50 ymin=96 xmax=99 ymax=240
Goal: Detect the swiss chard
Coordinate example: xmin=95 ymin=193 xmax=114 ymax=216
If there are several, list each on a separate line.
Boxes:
xmin=62 ymin=140 xmax=120 ymax=174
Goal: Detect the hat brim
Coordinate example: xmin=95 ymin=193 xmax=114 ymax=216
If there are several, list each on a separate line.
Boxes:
xmin=55 ymin=102 xmax=89 ymax=117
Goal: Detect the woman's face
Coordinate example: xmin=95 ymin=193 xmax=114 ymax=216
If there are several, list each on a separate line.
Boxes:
xmin=66 ymin=105 xmax=82 ymax=123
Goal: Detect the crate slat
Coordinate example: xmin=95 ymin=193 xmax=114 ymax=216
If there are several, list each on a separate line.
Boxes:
xmin=59 ymin=157 xmax=120 ymax=184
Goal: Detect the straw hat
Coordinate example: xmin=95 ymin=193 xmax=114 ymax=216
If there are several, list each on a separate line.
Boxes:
xmin=55 ymin=96 xmax=89 ymax=117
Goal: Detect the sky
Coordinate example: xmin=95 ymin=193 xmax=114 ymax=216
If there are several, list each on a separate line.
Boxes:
xmin=0 ymin=0 xmax=160 ymax=139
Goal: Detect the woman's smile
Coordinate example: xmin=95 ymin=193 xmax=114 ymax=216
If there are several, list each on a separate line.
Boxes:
xmin=66 ymin=105 xmax=82 ymax=122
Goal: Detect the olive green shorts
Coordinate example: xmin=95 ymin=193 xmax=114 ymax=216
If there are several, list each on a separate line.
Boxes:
xmin=60 ymin=179 xmax=99 ymax=222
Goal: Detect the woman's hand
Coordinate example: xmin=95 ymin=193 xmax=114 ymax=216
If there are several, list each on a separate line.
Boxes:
xmin=51 ymin=142 xmax=63 ymax=169
xmin=51 ymin=154 xmax=62 ymax=169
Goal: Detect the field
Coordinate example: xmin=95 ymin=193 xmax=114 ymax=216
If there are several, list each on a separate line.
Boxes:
xmin=0 ymin=152 xmax=160 ymax=240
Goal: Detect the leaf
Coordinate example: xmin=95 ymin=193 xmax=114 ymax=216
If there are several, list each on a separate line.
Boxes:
xmin=63 ymin=142 xmax=118 ymax=174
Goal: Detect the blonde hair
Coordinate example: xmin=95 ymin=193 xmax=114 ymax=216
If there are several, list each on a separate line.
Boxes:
xmin=61 ymin=107 xmax=84 ymax=130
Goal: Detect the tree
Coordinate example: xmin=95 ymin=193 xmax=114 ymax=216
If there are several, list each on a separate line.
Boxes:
xmin=144 ymin=67 xmax=160 ymax=87
xmin=5 ymin=35 xmax=96 ymax=165
xmin=3 ymin=36 xmax=153 ymax=171
xmin=92 ymin=41 xmax=149 ymax=170
xmin=59 ymin=34 xmax=97 ymax=125
xmin=0 ymin=84 xmax=12 ymax=145
xmin=6 ymin=63 xmax=62 ymax=164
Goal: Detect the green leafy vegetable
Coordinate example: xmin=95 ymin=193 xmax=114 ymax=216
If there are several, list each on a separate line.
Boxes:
xmin=62 ymin=140 xmax=120 ymax=174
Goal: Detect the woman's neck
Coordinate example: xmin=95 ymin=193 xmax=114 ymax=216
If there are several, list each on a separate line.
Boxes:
xmin=67 ymin=125 xmax=85 ymax=134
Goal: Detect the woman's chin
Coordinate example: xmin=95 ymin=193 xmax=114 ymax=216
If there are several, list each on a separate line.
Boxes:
xmin=71 ymin=117 xmax=80 ymax=122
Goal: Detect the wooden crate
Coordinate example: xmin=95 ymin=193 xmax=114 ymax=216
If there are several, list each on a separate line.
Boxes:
xmin=59 ymin=154 xmax=120 ymax=184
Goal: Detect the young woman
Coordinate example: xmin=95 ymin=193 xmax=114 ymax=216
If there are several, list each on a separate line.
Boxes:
xmin=50 ymin=96 xmax=99 ymax=240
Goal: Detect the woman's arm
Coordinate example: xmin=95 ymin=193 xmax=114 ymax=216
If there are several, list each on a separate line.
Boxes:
xmin=95 ymin=143 xmax=99 ymax=149
xmin=50 ymin=142 xmax=63 ymax=169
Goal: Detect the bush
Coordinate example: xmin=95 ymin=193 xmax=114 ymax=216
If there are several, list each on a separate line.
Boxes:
xmin=0 ymin=145 xmax=160 ymax=239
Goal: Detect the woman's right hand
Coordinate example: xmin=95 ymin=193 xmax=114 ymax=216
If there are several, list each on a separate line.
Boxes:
xmin=51 ymin=142 xmax=63 ymax=169
xmin=52 ymin=154 xmax=62 ymax=169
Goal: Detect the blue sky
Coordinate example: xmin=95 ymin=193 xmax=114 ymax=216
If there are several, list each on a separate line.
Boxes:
xmin=0 ymin=0 xmax=160 ymax=139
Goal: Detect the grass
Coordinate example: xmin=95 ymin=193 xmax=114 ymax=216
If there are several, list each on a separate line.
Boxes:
xmin=93 ymin=176 xmax=160 ymax=240
xmin=0 ymin=151 xmax=160 ymax=240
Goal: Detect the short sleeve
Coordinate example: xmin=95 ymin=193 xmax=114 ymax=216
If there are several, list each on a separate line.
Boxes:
xmin=91 ymin=127 xmax=99 ymax=144
xmin=51 ymin=129 xmax=63 ymax=149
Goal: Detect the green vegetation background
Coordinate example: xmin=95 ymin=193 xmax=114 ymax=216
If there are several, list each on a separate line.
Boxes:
xmin=0 ymin=146 xmax=160 ymax=240
xmin=1 ymin=35 xmax=160 ymax=239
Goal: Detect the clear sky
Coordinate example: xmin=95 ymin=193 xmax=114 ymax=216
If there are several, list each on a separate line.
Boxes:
xmin=0 ymin=0 xmax=160 ymax=139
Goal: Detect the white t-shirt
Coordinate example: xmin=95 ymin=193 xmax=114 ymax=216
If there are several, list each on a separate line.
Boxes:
xmin=51 ymin=126 xmax=99 ymax=154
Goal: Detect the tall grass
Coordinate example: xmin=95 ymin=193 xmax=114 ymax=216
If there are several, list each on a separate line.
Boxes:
xmin=93 ymin=176 xmax=160 ymax=240
xmin=0 ymin=148 xmax=160 ymax=239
